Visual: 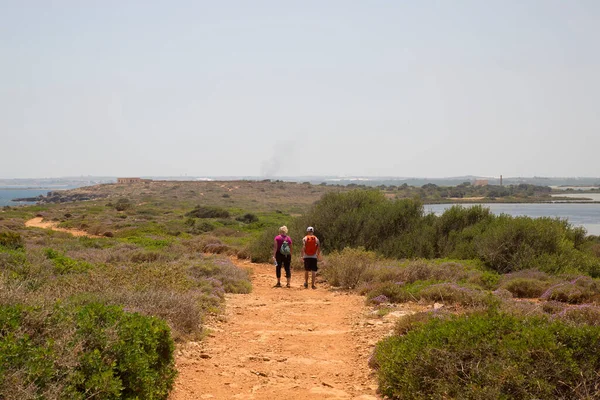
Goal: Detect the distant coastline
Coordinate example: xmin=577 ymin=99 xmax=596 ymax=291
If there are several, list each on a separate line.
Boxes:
xmin=0 ymin=187 xmax=75 ymax=207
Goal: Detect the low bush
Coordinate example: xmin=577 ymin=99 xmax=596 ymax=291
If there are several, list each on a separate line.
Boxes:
xmin=186 ymin=206 xmax=230 ymax=219
xmin=236 ymin=213 xmax=259 ymax=224
xmin=394 ymin=261 xmax=470 ymax=284
xmin=0 ymin=231 xmax=24 ymax=250
xmin=322 ymin=247 xmax=377 ymax=289
xmin=44 ymin=248 xmax=94 ymax=274
xmin=188 ymin=258 xmax=252 ymax=294
xmin=114 ymin=198 xmax=132 ymax=211
xmin=366 ymin=281 xmax=440 ymax=304
xmin=417 ymin=283 xmax=490 ymax=307
xmin=248 ymin=227 xmax=279 ymax=263
xmin=558 ymin=304 xmax=600 ymax=326
xmin=541 ymin=281 xmax=599 ymax=304
xmin=203 ymin=243 xmax=231 ymax=254
xmin=375 ymin=311 xmax=600 ymax=399
xmin=393 ymin=310 xmax=452 ymax=336
xmin=541 ymin=275 xmax=600 ymax=304
xmin=465 ymin=270 xmax=500 ymax=290
xmin=130 ymin=250 xmax=163 ymax=263
xmin=500 ymin=277 xmax=550 ymax=298
xmin=290 ymin=190 xmax=600 ymax=276
xmin=474 ymin=216 xmax=593 ymax=274
xmin=0 ymin=302 xmax=176 ymax=400
xmin=188 ymin=220 xmax=215 ymax=234
xmin=542 ymin=300 xmax=567 ymax=314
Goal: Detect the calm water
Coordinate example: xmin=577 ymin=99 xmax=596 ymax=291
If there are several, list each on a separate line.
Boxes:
xmin=0 ymin=188 xmax=55 ymax=206
xmin=425 ymin=203 xmax=600 ymax=236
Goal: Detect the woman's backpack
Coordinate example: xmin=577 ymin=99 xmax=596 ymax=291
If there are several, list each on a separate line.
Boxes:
xmin=280 ymin=239 xmax=291 ymax=256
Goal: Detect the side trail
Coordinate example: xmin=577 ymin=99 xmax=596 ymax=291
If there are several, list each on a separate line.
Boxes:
xmin=170 ymin=259 xmax=421 ymax=400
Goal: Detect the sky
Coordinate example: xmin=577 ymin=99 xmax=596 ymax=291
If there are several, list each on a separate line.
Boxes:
xmin=1 ymin=0 xmax=599 ymax=179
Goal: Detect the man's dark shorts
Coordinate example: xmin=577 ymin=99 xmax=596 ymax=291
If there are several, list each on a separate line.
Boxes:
xmin=304 ymin=258 xmax=318 ymax=271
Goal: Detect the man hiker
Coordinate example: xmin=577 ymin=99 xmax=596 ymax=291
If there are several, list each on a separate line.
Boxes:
xmin=273 ymin=225 xmax=292 ymax=288
xmin=301 ymin=226 xmax=321 ymax=289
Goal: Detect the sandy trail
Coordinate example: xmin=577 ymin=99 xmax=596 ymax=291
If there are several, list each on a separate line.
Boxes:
xmin=23 ymin=217 xmax=416 ymax=399
xmin=170 ymin=259 xmax=421 ymax=400
xmin=25 ymin=217 xmax=102 ymax=238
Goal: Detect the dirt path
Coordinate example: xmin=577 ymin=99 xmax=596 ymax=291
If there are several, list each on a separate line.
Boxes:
xmin=24 ymin=217 xmax=102 ymax=238
xmin=23 ymin=217 xmax=419 ymax=399
xmin=170 ymin=259 xmax=422 ymax=400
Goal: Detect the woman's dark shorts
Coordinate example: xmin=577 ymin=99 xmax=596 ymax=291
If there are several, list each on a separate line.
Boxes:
xmin=304 ymin=258 xmax=318 ymax=272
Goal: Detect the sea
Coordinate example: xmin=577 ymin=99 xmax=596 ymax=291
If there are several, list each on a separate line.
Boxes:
xmin=0 ymin=188 xmax=63 ymax=207
xmin=425 ymin=203 xmax=600 ymax=236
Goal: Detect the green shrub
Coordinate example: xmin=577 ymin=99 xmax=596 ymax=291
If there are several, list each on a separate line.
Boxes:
xmin=44 ymin=248 xmax=94 ymax=274
xmin=0 ymin=231 xmax=24 ymax=250
xmin=474 ymin=216 xmax=591 ymax=274
xmin=293 ymin=190 xmax=600 ymax=276
xmin=366 ymin=281 xmax=440 ymax=304
xmin=188 ymin=258 xmax=252 ymax=294
xmin=248 ymin=227 xmax=280 ymax=263
xmin=130 ymin=251 xmax=162 ymax=263
xmin=235 ymin=213 xmax=259 ymax=224
xmin=323 ymin=247 xmax=377 ymax=289
xmin=559 ymin=305 xmax=600 ymax=325
xmin=0 ymin=303 xmax=176 ymax=400
xmin=435 ymin=205 xmax=493 ymax=257
xmin=186 ymin=206 xmax=229 ymax=219
xmin=297 ymin=190 xmax=426 ymax=256
xmin=500 ymin=277 xmax=550 ymax=298
xmin=466 ymin=270 xmax=500 ymax=290
xmin=417 ymin=283 xmax=490 ymax=307
xmin=187 ymin=220 xmax=215 ymax=234
xmin=541 ymin=277 xmax=600 ymax=304
xmin=120 ymin=237 xmax=172 ymax=250
xmin=393 ymin=310 xmax=452 ymax=336
xmin=375 ymin=311 xmax=600 ymax=399
xmin=114 ymin=198 xmax=132 ymax=211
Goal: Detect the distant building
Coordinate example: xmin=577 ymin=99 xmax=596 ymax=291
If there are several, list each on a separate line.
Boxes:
xmin=473 ymin=179 xmax=489 ymax=186
xmin=117 ymin=178 xmax=150 ymax=184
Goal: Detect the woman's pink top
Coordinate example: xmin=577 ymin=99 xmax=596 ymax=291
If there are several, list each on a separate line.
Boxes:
xmin=274 ymin=234 xmax=292 ymax=252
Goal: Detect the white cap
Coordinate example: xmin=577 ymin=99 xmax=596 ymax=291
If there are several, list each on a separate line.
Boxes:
xmin=306 ymin=226 xmax=314 ymax=232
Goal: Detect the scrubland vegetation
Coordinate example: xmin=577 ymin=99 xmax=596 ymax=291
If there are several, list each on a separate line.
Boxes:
xmin=251 ymin=189 xmax=600 ymax=398
xmin=384 ymin=181 xmax=554 ymax=202
xmin=2 ymin=181 xmax=599 ymax=399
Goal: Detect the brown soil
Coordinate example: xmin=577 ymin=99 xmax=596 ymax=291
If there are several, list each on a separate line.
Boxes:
xmin=24 ymin=217 xmax=102 ymax=238
xmin=170 ymin=259 xmax=425 ymax=400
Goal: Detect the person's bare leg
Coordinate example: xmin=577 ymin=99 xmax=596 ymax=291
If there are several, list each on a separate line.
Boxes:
xmin=311 ymin=271 xmax=316 ymax=289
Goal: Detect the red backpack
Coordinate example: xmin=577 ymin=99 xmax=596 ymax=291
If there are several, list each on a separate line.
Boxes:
xmin=304 ymin=235 xmax=318 ymax=256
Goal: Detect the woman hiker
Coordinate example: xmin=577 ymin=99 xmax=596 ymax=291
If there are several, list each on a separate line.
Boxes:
xmin=273 ymin=225 xmax=292 ymax=288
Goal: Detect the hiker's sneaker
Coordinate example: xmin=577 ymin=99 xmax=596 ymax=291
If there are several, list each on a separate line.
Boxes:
xmin=303 ymin=282 xmax=308 ymax=289
xmin=311 ymin=285 xmax=317 ymax=290
xmin=274 ymin=283 xmax=281 ymax=288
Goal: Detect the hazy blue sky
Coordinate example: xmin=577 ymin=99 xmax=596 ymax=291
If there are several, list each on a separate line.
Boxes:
xmin=1 ymin=1 xmax=599 ymax=178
